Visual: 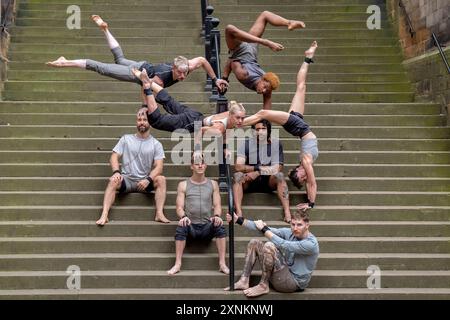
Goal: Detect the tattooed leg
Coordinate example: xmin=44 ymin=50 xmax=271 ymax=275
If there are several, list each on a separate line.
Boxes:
xmin=225 ymin=239 xmax=265 ymax=291
xmin=271 ymin=173 xmax=291 ymax=223
xmin=244 ymin=242 xmax=279 ymax=297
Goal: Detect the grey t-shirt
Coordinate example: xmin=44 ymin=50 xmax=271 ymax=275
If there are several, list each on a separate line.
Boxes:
xmin=113 ymin=134 xmax=165 ymax=181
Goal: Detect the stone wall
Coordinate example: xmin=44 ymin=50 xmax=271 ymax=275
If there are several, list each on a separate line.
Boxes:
xmin=1 ymin=0 xmax=16 ymax=89
xmin=386 ymin=0 xmax=450 ymax=123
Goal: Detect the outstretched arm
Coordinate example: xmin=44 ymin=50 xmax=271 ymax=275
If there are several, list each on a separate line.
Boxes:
xmin=297 ymin=155 xmax=317 ymax=211
xmin=262 ymin=92 xmax=272 ymax=110
xmin=188 ymin=57 xmax=229 ymax=90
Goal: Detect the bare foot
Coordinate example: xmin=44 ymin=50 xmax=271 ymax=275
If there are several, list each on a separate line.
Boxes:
xmin=155 ymin=215 xmax=170 ymax=224
xmin=91 ymin=15 xmax=108 ymax=31
xmin=219 ymin=264 xmax=230 ymax=275
xmin=46 ymin=56 xmax=67 ymax=67
xmin=305 ymin=41 xmax=318 ymax=59
xmin=167 ymin=264 xmax=181 ymax=275
xmin=244 ymin=283 xmax=270 ymax=297
xmin=288 ymin=20 xmax=306 ymax=30
xmin=224 ymin=277 xmax=249 ymax=291
xmin=96 ymin=216 xmax=109 ymax=226
xmin=264 ymin=39 xmax=284 ymax=52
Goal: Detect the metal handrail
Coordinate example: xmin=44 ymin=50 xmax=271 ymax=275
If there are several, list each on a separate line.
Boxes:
xmin=398 ymin=0 xmax=415 ymax=38
xmin=201 ymin=2 xmax=235 ymax=290
xmin=432 ymin=33 xmax=450 ymax=74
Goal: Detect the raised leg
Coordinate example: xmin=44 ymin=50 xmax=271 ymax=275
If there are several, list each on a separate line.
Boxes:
xmin=243 ymin=109 xmax=290 ymax=127
xmin=248 ymin=11 xmax=305 ymax=38
xmin=288 ymin=41 xmax=318 ymax=115
xmin=46 ymin=57 xmax=86 ymax=68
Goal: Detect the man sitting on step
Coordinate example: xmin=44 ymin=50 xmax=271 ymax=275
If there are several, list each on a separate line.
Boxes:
xmin=47 ymin=15 xmax=228 ymax=92
xmin=96 ymin=110 xmax=170 ymax=226
xmin=167 ymin=152 xmax=229 ymax=275
xmin=226 ymin=210 xmax=319 ymax=297
xmin=233 ymin=119 xmax=292 ymax=223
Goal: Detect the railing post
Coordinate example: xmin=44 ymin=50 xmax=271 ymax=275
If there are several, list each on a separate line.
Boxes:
xmin=203 ymin=5 xmax=214 ymax=92
xmin=432 ymin=33 xmax=450 ymax=74
xmin=200 ymin=0 xmax=208 ymax=39
xmin=209 ymin=17 xmax=221 ymax=101
xmin=217 ymin=96 xmax=229 ymax=192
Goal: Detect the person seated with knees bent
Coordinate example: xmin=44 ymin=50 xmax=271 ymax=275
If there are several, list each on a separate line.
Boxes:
xmin=223 ymin=11 xmax=306 ymax=109
xmin=96 ymin=110 xmax=169 ymax=226
xmin=233 ymin=119 xmax=292 ymax=223
xmin=47 ymin=15 xmax=228 ymax=92
xmin=167 ymin=153 xmax=229 ymax=275
xmin=243 ymin=41 xmax=319 ymax=211
xmin=226 ymin=210 xmax=319 ymax=297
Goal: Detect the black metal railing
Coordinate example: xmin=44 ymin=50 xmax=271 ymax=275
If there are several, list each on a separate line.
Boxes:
xmin=398 ymin=0 xmax=415 ymax=38
xmin=398 ymin=0 xmax=449 ymax=74
xmin=432 ymin=33 xmax=450 ymax=74
xmin=201 ymin=0 xmax=235 ymax=290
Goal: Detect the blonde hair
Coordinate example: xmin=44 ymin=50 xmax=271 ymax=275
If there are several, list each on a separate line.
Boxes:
xmin=173 ymin=56 xmax=189 ymax=71
xmin=229 ymin=100 xmax=245 ymax=114
xmin=263 ymin=72 xmax=280 ymax=91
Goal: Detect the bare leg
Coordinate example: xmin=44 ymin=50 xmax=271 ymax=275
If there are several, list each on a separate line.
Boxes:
xmin=216 ymin=237 xmax=230 ymax=274
xmin=224 ymin=239 xmax=265 ymax=291
xmin=232 ymin=172 xmax=248 ymax=216
xmin=46 ymin=57 xmax=86 ymax=68
xmin=269 ymin=174 xmax=291 ymax=223
xmin=167 ymin=240 xmax=186 ymax=275
xmin=288 ymin=41 xmax=318 ymax=115
xmin=243 ymin=109 xmax=290 ymax=127
xmin=244 ymin=242 xmax=278 ymax=297
xmin=96 ymin=178 xmax=121 ymax=226
xmin=153 ymin=176 xmax=170 ymax=223
xmin=248 ymin=11 xmax=305 ymax=38
xmin=225 ymin=24 xmax=284 ymax=52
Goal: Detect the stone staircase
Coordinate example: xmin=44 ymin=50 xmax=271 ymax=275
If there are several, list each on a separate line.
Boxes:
xmin=0 ymin=0 xmax=449 ymax=299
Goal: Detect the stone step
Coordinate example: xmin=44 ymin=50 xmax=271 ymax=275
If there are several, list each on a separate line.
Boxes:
xmin=14 ymin=18 xmax=392 ymax=30
xmin=3 ymin=81 xmax=412 ymax=93
xmin=10 ymin=27 xmax=396 ymax=39
xmin=0 ymin=163 xmax=448 ymax=178
xmin=0 ymin=236 xmax=447 ymax=254
xmin=17 ymin=3 xmax=387 ymax=14
xmin=0 ymin=101 xmax=440 ymax=115
xmin=1 ymin=125 xmax=448 ymax=139
xmin=1 ymin=138 xmax=448 ymax=152
xmin=7 ymin=62 xmax=407 ymax=73
xmin=0 ymin=270 xmax=448 ymax=290
xmin=1 ymin=253 xmax=449 ymax=271
xmin=0 ymin=206 xmax=448 ymax=222
xmin=16 ymin=11 xmax=388 ymax=21
xmin=18 ymin=0 xmax=382 ymax=4
xmin=0 ymin=113 xmax=440 ymax=126
xmin=0 ymin=191 xmax=448 ymax=206
xmin=8 ymin=34 xmax=397 ymax=47
xmin=1 ymin=177 xmax=448 ymax=192
xmin=2 ymin=91 xmax=415 ymax=103
xmin=0 ymin=221 xmax=448 ymax=238
xmin=0 ymin=287 xmax=448 ymax=300
xmin=8 ymin=52 xmax=403 ymax=64
xmin=7 ymin=71 xmax=410 ymax=82
xmin=0 ymin=150 xmax=448 ymax=164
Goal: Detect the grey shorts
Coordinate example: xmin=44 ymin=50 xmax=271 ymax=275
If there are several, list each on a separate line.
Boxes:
xmin=229 ymin=42 xmax=258 ymax=63
xmin=270 ymin=265 xmax=303 ymax=293
xmin=119 ymin=175 xmax=154 ymax=194
xmin=301 ymin=138 xmax=319 ymax=162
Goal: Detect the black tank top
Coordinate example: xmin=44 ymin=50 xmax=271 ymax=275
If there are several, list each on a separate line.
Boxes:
xmin=140 ymin=62 xmax=178 ymax=88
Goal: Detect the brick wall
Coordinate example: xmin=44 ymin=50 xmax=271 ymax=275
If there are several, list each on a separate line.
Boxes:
xmin=387 ymin=0 xmax=450 ymax=123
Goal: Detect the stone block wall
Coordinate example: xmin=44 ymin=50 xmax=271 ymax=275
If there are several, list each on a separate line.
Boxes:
xmin=387 ymin=0 xmax=450 ymax=123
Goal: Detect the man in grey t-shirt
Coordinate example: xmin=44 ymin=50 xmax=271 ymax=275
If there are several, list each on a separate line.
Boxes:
xmin=96 ymin=110 xmax=169 ymax=226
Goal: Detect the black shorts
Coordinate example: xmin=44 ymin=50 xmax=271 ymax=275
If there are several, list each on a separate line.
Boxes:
xmin=282 ymin=111 xmax=311 ymax=138
xmin=245 ymin=175 xmax=275 ymax=193
xmin=148 ymin=89 xmax=204 ymax=133
xmin=175 ymin=222 xmax=227 ymax=241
